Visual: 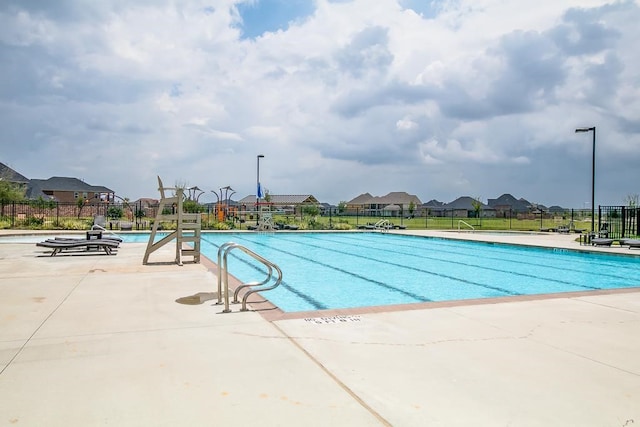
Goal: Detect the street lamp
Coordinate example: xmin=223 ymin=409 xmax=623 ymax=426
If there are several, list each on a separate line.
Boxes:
xmin=256 ymin=154 xmax=264 ymax=225
xmin=575 ymin=126 xmax=596 ymax=233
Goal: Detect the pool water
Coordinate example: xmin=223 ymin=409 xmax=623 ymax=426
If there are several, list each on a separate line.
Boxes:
xmin=127 ymin=232 xmax=640 ymax=313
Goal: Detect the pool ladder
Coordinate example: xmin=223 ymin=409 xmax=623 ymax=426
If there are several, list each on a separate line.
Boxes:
xmin=374 ymin=219 xmax=391 ymax=232
xmin=216 ymin=242 xmax=283 ymax=313
xmin=458 ymin=220 xmax=475 ymax=232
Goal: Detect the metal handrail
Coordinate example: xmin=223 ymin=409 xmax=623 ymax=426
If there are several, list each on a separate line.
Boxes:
xmin=90 ymin=224 xmax=123 ymax=240
xmin=216 ymin=242 xmax=283 ymax=313
xmin=374 ymin=219 xmax=390 ymax=232
xmin=458 ymin=220 xmax=475 ymax=232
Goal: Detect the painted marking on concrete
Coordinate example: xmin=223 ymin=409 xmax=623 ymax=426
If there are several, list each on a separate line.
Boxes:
xmin=304 ymin=315 xmax=362 ymax=324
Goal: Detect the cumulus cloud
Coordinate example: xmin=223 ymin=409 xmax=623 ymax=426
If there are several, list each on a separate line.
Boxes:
xmin=1 ymin=0 xmax=638 ymax=207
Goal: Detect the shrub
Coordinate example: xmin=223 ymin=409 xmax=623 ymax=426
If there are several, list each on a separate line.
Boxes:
xmin=213 ymin=222 xmax=231 ymax=230
xmin=24 ymin=216 xmax=44 ymax=228
xmin=332 ymin=222 xmax=352 ymax=230
xmin=58 ymin=219 xmax=88 ymax=230
xmin=107 ymin=206 xmax=123 ymax=219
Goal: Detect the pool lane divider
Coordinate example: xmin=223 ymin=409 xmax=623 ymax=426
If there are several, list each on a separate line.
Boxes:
xmin=228 ymin=235 xmax=436 ymax=303
xmin=304 ymin=234 xmax=601 ymax=292
xmin=203 ymin=238 xmax=328 ymax=310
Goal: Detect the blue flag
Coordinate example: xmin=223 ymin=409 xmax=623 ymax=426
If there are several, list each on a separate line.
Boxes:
xmin=257 ymin=182 xmax=263 ymax=199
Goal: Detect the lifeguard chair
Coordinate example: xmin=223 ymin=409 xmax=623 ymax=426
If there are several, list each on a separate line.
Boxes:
xmin=143 ymin=176 xmax=201 ymax=266
xmin=256 ymin=201 xmax=274 ymax=231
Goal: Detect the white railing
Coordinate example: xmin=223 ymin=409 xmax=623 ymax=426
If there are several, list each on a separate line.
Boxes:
xmin=374 ymin=219 xmax=391 ymax=232
xmin=90 ymin=224 xmax=123 ymax=241
xmin=458 ymin=220 xmax=475 ymax=232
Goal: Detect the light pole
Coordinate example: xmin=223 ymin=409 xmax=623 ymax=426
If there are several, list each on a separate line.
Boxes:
xmin=256 ymin=154 xmax=264 ymax=225
xmin=575 ymin=126 xmax=596 ymax=233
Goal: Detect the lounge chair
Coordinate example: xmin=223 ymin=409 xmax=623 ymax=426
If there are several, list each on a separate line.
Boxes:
xmin=620 ymin=239 xmax=640 ymax=249
xmin=49 ymin=236 xmax=122 ymax=244
xmin=36 ymin=239 xmax=120 ymax=256
xmin=93 ymin=215 xmax=107 ymax=228
xmin=591 ymin=238 xmax=614 ymax=247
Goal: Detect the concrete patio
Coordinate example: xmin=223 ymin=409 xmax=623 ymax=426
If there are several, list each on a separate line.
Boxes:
xmin=1 ymin=231 xmax=639 ymax=426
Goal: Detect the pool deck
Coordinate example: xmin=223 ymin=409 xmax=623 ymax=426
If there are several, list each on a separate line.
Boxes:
xmin=1 ymin=230 xmax=639 ymax=426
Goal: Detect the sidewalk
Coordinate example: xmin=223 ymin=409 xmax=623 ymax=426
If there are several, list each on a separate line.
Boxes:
xmin=1 ymin=234 xmax=639 ymax=426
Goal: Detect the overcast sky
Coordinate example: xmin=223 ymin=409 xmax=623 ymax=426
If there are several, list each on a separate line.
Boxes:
xmin=1 ymin=0 xmax=639 ymax=207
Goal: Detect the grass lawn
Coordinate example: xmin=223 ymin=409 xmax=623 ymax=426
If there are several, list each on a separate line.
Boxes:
xmin=266 ymin=214 xmax=593 ymax=232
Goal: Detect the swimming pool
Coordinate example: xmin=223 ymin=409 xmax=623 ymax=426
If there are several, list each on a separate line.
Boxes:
xmin=127 ymin=232 xmax=640 ymax=313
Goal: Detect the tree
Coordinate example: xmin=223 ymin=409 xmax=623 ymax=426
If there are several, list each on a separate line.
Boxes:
xmin=338 ymin=201 xmax=347 ymax=214
xmin=107 ymin=206 xmax=123 ymax=219
xmin=303 ymin=204 xmax=320 ymax=217
xmin=183 ymin=199 xmax=204 ymax=213
xmin=471 ymin=197 xmax=482 ymax=219
xmin=29 ymin=196 xmax=55 ymax=210
xmin=0 ymin=180 xmax=25 ymax=202
xmin=77 ymin=197 xmax=88 ymax=219
xmin=408 ymin=201 xmax=415 ymax=217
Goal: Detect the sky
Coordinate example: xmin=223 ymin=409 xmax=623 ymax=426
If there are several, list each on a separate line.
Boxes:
xmin=1 ymin=0 xmax=639 ymax=208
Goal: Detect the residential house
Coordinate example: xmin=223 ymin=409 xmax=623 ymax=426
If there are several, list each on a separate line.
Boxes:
xmin=345 ymin=192 xmax=422 ymax=217
xmin=422 ymin=199 xmax=446 ymax=216
xmin=441 ymin=196 xmax=495 ymax=218
xmin=1 ymin=162 xmax=115 ymax=204
xmin=236 ymin=194 xmax=320 ymax=215
xmin=26 ymin=177 xmax=115 ymax=204
xmin=487 ymin=194 xmax=533 ymax=217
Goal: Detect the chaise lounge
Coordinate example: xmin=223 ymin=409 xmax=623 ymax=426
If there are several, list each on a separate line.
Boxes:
xmin=620 ymin=239 xmax=640 ymax=249
xmin=591 ymin=238 xmax=614 ymax=247
xmin=36 ymin=239 xmax=120 ymax=256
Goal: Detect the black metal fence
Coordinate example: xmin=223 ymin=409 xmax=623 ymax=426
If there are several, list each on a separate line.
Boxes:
xmin=1 ymin=200 xmax=638 ymax=235
xmin=0 ymin=200 xmax=258 ymax=230
xmin=599 ymin=206 xmax=640 ymax=239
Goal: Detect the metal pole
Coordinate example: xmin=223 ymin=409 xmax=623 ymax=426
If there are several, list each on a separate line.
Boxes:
xmin=576 ymin=127 xmax=596 ymax=233
xmin=591 ymin=128 xmax=596 ymax=233
xmin=256 ymin=154 xmax=264 ymax=226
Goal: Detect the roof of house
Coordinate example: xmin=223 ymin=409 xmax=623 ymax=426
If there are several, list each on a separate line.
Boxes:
xmin=548 ymin=205 xmax=566 ymax=213
xmin=443 ymin=196 xmax=492 ymax=210
xmin=422 ymin=199 xmax=445 ymax=208
xmin=28 ymin=177 xmax=114 ymax=193
xmin=347 ymin=192 xmax=422 ymax=205
xmin=133 ymin=198 xmax=159 ymax=207
xmin=347 ymin=193 xmax=373 ymax=204
xmin=25 ymin=177 xmax=114 ymax=200
xmin=383 ymin=204 xmax=401 ymax=211
xmin=0 ymin=162 xmax=30 ymax=184
xmin=487 ymin=194 xmax=532 ymax=212
xmin=237 ymin=195 xmax=319 ymax=205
